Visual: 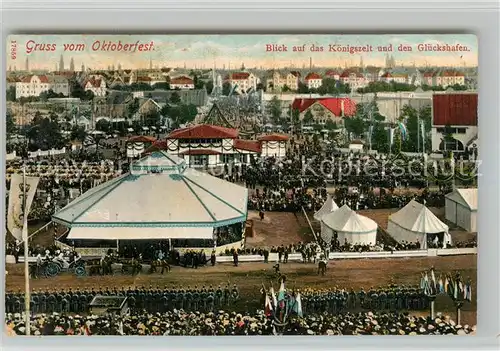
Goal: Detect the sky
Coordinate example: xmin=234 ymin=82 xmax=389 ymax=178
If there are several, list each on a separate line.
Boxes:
xmin=7 ymin=34 xmax=477 ymax=71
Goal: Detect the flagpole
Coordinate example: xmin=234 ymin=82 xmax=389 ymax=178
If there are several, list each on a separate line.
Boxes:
xmin=22 ymin=159 xmax=31 ymax=336
xmin=417 ymin=111 xmax=420 ymax=154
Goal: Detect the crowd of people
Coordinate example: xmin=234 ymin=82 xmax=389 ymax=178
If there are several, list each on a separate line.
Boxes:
xmin=5 ymin=310 xmax=475 ymax=336
xmin=5 ymin=285 xmax=240 ymax=315
xmin=297 ymin=285 xmax=430 ymax=314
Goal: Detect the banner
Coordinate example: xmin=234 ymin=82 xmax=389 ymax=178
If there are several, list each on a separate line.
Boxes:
xmin=389 ymin=127 xmax=395 ymax=146
xmin=7 ymin=173 xmax=40 ymax=241
xmin=420 ymin=120 xmax=426 ymax=152
xmin=398 ymin=122 xmax=407 ymax=141
xmin=7 ymin=174 xmax=22 ymax=240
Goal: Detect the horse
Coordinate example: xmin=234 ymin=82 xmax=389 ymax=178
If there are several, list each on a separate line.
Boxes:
xmin=317 ymin=260 xmax=327 ymax=276
xmin=149 ymin=259 xmax=171 ymax=274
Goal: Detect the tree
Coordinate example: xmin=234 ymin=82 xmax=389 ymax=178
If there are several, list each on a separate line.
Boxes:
xmin=170 ymin=92 xmax=182 ymax=104
xmin=344 ymin=116 xmax=365 ymax=139
xmin=324 ymin=120 xmax=337 ymax=130
xmin=298 ymin=82 xmax=309 ymax=94
xmin=143 ymin=110 xmax=161 ymax=126
xmin=256 ymin=82 xmax=265 ymax=91
xmin=39 ymin=89 xmax=59 ymax=102
xmin=70 ymin=125 xmax=87 ymax=142
xmin=303 ymin=110 xmax=314 ymax=125
xmin=222 ymin=82 xmax=232 ymax=96
xmin=152 ymin=82 xmax=170 ymax=90
xmin=371 ymin=123 xmax=389 ymax=153
xmin=399 ymin=104 xmax=432 ymax=153
xmin=96 ymin=119 xmax=111 ymax=134
xmin=129 ymin=82 xmax=154 ymax=91
xmin=269 ymin=96 xmax=282 ymax=123
xmin=193 ymin=75 xmax=205 ymax=89
xmin=127 ymin=97 xmax=140 ymax=118
xmin=6 ymin=86 xmax=16 ymax=101
xmin=6 ymin=111 xmax=16 ymax=137
xmin=70 ymin=80 xmax=86 ymax=99
xmin=399 ymin=104 xmax=419 ymax=152
xmin=205 ymin=80 xmax=214 ymax=94
xmin=27 ymin=115 xmax=64 ymax=151
xmin=178 ymin=104 xmax=198 ymax=125
xmin=282 ymin=85 xmax=291 ymax=92
xmin=317 ymin=78 xmax=338 ymax=95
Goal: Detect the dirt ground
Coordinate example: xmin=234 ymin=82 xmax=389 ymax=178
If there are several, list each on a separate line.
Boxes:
xmin=5 ymin=255 xmax=477 ymax=326
xmin=245 ymin=211 xmax=313 ymax=248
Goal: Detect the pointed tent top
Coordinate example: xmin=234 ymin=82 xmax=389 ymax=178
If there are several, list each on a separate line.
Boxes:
xmin=321 ymin=204 xmax=377 ymax=234
xmin=131 ymin=151 xmax=187 ymax=174
xmin=445 ymin=188 xmax=477 ymax=211
xmin=313 ymin=194 xmax=339 ymax=221
xmin=389 ymin=199 xmax=448 ymax=234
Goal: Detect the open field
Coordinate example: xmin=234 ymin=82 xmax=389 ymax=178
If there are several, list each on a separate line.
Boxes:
xmin=6 ymin=255 xmax=477 ymax=325
xmin=245 ymin=211 xmax=313 ymax=247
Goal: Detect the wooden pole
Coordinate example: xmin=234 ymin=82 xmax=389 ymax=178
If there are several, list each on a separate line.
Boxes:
xmin=22 ymin=162 xmax=31 ymax=335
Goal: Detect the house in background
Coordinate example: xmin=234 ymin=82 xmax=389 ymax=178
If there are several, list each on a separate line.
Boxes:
xmin=431 ymin=93 xmax=478 ymax=153
xmin=170 ymin=76 xmax=195 ymax=90
xmin=291 ymin=97 xmax=357 ymax=125
xmin=304 ymin=72 xmax=323 ymax=90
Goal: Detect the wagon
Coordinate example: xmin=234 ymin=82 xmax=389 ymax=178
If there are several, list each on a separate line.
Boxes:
xmin=29 ymin=257 xmax=87 ymax=278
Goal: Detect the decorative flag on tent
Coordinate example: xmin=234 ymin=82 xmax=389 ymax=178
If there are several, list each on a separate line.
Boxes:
xmin=420 ymin=120 xmax=426 ymax=151
xmin=430 ymin=268 xmax=437 ymax=294
xmin=293 ymin=293 xmax=303 ymax=317
xmin=389 ymin=127 xmax=395 ymax=145
xmin=270 ymin=287 xmax=278 ymax=308
xmin=444 ymin=277 xmax=450 ymax=293
xmin=398 ymin=122 xmax=408 ymax=140
xmin=7 ymin=174 xmax=40 ymax=241
xmin=419 ymin=273 xmax=426 ymax=290
xmin=465 ymin=281 xmax=472 ymax=302
xmin=423 ymin=272 xmax=431 ymax=295
xmin=278 ymin=280 xmax=286 ymax=302
xmin=368 ymin=125 xmax=374 ymax=147
xmin=438 ymin=277 xmax=445 ymax=294
xmin=264 ymin=294 xmax=273 ymax=316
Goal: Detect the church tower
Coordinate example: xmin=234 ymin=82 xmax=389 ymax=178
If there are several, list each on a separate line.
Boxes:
xmin=59 ymin=54 xmax=65 ymax=71
xmin=69 ymin=57 xmax=75 ymax=72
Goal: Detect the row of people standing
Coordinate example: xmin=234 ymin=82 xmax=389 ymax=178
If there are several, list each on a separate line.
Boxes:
xmin=5 ymin=285 xmax=240 ymax=315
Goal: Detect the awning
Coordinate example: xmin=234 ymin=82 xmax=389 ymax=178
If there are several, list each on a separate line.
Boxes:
xmin=67 ymin=226 xmax=214 ymax=240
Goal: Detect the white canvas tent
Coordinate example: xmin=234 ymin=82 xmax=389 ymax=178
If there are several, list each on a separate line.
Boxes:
xmin=53 ymin=151 xmax=248 ymax=240
xmin=320 ymin=204 xmax=378 ymax=246
xmin=445 ymin=188 xmax=477 ymax=232
xmin=387 ymin=200 xmax=451 ymax=249
xmin=313 ymin=194 xmax=339 ymax=221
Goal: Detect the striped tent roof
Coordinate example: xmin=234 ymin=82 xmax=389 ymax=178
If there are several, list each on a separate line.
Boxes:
xmin=52 ymin=151 xmax=248 ymax=240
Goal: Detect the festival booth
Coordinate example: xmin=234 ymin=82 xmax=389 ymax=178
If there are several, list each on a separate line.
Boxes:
xmin=313 ymin=194 xmax=339 ymax=221
xmin=320 ymin=204 xmax=378 ymax=246
xmin=444 ymin=188 xmax=478 ymax=232
xmin=387 ymin=200 xmax=451 ymax=249
xmin=126 ymin=135 xmax=157 ymax=158
xmin=52 ymin=151 xmax=248 ymax=253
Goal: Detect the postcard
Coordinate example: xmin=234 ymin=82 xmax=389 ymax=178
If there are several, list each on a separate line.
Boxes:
xmin=5 ymin=34 xmax=477 ymax=336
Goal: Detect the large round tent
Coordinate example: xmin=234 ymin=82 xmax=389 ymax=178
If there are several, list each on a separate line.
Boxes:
xmin=320 ymin=204 xmax=378 ymax=246
xmin=52 ymin=151 xmax=248 ymax=247
xmin=313 ymin=194 xmax=339 ymax=221
xmin=387 ymin=199 xmax=450 ymax=249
